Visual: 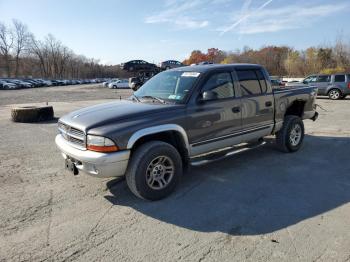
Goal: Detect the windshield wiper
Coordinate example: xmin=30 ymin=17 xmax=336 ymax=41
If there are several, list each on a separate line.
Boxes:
xmin=130 ymin=94 xmax=140 ymax=102
xmin=140 ymin=95 xmax=166 ymax=104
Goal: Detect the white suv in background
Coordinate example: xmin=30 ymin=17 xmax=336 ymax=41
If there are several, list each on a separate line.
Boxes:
xmin=108 ymin=79 xmax=130 ymax=89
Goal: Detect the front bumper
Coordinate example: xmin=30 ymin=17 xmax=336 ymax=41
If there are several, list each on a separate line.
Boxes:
xmin=55 ymin=134 xmax=130 ymax=178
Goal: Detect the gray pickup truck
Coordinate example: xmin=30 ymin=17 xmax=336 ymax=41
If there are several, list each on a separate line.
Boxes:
xmin=56 ymin=64 xmax=318 ymax=200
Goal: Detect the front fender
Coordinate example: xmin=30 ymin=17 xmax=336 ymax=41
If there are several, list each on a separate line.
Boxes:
xmin=127 ymin=124 xmax=190 ymax=153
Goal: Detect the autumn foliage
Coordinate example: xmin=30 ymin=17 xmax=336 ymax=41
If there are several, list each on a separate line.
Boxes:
xmin=183 ymin=40 xmax=350 ymax=77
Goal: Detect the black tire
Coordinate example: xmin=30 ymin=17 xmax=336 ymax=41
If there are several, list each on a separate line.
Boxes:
xmin=276 ymin=115 xmax=304 ymax=153
xmin=126 ymin=141 xmax=183 ymax=201
xmin=11 ymin=106 xmax=54 ymax=123
xmin=328 ymin=89 xmax=342 ymax=100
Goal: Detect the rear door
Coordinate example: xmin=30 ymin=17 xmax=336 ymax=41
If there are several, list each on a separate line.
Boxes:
xmin=235 ymin=68 xmax=274 ymax=132
xmin=333 ymin=74 xmax=347 ymax=91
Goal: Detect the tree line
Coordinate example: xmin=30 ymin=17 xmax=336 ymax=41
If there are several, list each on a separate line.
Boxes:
xmin=183 ymin=39 xmax=350 ymax=77
xmin=1 ymin=19 xmax=349 ymax=79
xmin=0 ymin=19 xmax=130 ymax=79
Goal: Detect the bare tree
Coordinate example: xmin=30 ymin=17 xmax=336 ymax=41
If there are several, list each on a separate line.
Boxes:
xmin=29 ymin=35 xmax=49 ymax=77
xmin=334 ymin=35 xmax=350 ymax=69
xmin=12 ymin=19 xmax=32 ymax=77
xmin=0 ymin=21 xmax=14 ymax=77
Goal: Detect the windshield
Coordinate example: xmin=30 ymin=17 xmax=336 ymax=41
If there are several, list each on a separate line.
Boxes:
xmin=134 ymin=70 xmax=200 ymax=102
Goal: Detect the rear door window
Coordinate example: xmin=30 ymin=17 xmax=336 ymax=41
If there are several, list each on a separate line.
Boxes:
xmin=334 ymin=75 xmax=345 ymax=82
xmin=255 ymin=70 xmax=268 ymax=93
xmin=317 ymin=75 xmax=331 ymax=82
xmin=236 ymin=69 xmax=262 ymax=96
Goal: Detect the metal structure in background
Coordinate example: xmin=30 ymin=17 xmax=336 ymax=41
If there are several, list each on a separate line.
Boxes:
xmin=126 ymin=67 xmax=160 ymax=91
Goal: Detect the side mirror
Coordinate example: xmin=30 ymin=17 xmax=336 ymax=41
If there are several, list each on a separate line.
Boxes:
xmin=199 ymin=90 xmax=217 ymax=102
xmin=303 ymin=81 xmax=307 ymax=84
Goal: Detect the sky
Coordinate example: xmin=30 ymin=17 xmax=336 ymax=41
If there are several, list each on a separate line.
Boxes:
xmin=0 ymin=0 xmax=349 ymax=65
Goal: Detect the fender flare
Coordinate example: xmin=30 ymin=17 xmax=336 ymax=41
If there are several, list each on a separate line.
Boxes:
xmin=126 ymin=124 xmax=190 ymax=153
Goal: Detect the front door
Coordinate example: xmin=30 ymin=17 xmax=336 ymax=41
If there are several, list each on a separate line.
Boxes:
xmin=186 ymin=71 xmax=242 ymax=156
xmin=314 ymin=75 xmax=331 ymax=95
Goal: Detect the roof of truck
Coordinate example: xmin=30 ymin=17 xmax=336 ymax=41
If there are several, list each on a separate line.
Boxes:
xmin=172 ymin=63 xmax=263 ymax=73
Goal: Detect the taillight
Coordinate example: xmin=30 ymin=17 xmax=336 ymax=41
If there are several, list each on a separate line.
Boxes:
xmin=348 ymin=82 xmax=350 ymax=89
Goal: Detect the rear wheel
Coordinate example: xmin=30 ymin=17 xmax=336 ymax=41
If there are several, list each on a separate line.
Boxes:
xmin=328 ymin=89 xmax=341 ymax=100
xmin=276 ymin=115 xmax=304 ymax=153
xmin=126 ymin=141 xmax=182 ymax=200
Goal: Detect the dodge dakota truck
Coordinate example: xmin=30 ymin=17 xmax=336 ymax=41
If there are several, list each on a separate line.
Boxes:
xmin=56 ymin=64 xmax=318 ymax=200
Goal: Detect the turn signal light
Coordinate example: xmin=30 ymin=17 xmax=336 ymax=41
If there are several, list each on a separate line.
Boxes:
xmin=86 ymin=135 xmax=118 ymax=153
xmin=87 ymin=144 xmax=118 ymax=152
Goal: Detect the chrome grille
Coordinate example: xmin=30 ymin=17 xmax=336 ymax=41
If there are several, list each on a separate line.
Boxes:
xmin=58 ymin=122 xmax=86 ymax=149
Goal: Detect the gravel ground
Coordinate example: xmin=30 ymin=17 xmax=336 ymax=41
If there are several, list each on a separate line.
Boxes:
xmin=0 ymin=84 xmax=132 ymax=106
xmin=0 ymin=85 xmax=349 ymax=262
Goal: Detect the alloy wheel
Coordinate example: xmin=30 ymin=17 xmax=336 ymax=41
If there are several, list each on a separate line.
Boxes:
xmin=289 ymin=123 xmax=302 ymax=146
xmin=146 ymin=156 xmax=174 ymax=190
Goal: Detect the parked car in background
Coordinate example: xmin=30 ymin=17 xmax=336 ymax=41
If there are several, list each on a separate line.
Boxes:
xmin=103 ymin=79 xmax=119 ymax=87
xmin=0 ymin=80 xmax=18 ymax=89
xmin=108 ymin=79 xmax=129 ymax=89
xmin=7 ymin=79 xmax=33 ymax=88
xmin=286 ymin=74 xmax=350 ymax=100
xmin=121 ymin=60 xmax=158 ymax=72
xmin=129 ymin=77 xmax=142 ymax=91
xmin=0 ymin=78 xmax=100 ymax=90
xmin=160 ymin=60 xmax=183 ymax=70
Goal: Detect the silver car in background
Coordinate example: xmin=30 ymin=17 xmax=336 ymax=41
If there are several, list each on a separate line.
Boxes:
xmin=103 ymin=79 xmax=119 ymax=87
xmin=108 ymin=79 xmax=130 ymax=89
xmin=286 ymin=74 xmax=350 ymax=100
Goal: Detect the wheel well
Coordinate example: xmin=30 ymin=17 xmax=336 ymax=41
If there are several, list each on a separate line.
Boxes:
xmin=130 ymin=131 xmax=189 ymax=166
xmin=285 ymin=100 xmax=306 ymax=117
xmin=328 ymin=88 xmax=342 ymax=95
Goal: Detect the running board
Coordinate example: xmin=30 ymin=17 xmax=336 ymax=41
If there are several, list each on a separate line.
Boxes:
xmin=190 ymin=140 xmax=266 ymax=166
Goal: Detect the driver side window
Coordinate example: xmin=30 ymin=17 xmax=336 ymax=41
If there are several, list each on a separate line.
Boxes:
xmin=201 ymin=72 xmax=234 ymax=100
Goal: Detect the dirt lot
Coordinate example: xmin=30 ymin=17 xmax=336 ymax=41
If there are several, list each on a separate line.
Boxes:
xmin=0 ymin=84 xmax=349 ymax=262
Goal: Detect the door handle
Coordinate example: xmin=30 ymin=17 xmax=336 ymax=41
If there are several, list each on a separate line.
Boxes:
xmin=265 ymin=101 xmax=272 ymax=107
xmin=232 ymin=106 xmax=241 ymax=113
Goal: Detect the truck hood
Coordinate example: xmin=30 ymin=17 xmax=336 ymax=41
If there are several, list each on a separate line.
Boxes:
xmin=59 ymin=100 xmax=183 ymax=131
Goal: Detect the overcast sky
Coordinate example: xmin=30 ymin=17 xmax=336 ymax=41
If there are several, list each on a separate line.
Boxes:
xmin=1 ymin=0 xmax=349 ymax=64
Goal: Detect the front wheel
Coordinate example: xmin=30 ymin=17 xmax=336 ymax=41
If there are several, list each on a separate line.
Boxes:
xmin=276 ymin=115 xmax=305 ymax=153
xmin=126 ymin=141 xmax=182 ymax=200
xmin=328 ymin=89 xmax=341 ymax=100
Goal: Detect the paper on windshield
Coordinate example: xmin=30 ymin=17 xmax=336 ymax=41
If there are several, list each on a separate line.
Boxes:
xmin=181 ymin=72 xmax=200 ymax=77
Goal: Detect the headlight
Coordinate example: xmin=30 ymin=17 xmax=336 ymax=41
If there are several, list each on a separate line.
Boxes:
xmin=86 ymin=135 xmax=118 ymax=152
